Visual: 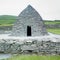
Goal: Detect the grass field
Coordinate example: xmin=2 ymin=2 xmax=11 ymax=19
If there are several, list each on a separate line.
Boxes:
xmin=44 ymin=21 xmax=60 ymax=24
xmin=3 ymin=55 xmax=60 ymax=60
xmin=47 ymin=28 xmax=60 ymax=34
xmin=0 ymin=20 xmax=15 ymax=25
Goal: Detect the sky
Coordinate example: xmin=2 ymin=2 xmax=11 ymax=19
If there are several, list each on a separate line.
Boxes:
xmin=0 ymin=0 xmax=60 ymax=20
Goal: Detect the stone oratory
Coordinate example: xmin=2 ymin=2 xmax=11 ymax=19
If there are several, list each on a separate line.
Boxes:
xmin=11 ymin=5 xmax=47 ymax=37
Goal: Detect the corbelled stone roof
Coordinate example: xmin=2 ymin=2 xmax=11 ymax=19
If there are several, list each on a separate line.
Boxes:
xmin=11 ymin=5 xmax=48 ymax=36
xmin=18 ymin=5 xmax=42 ymax=20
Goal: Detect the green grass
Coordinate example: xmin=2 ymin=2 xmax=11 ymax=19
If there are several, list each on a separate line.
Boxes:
xmin=0 ymin=20 xmax=15 ymax=25
xmin=0 ymin=24 xmax=13 ymax=26
xmin=44 ymin=21 xmax=60 ymax=24
xmin=0 ymin=20 xmax=15 ymax=26
xmin=47 ymin=28 xmax=60 ymax=34
xmin=3 ymin=55 xmax=60 ymax=60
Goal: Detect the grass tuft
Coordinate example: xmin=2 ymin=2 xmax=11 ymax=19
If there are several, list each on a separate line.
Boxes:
xmin=3 ymin=55 xmax=60 ymax=60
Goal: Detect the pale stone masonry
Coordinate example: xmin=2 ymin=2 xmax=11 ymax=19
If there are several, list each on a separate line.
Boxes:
xmin=11 ymin=5 xmax=47 ymax=36
xmin=0 ymin=39 xmax=60 ymax=54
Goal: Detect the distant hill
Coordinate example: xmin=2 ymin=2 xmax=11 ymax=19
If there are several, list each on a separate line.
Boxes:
xmin=0 ymin=15 xmax=17 ymax=20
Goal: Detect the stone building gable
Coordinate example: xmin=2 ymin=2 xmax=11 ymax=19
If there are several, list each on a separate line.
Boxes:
xmin=18 ymin=5 xmax=42 ymax=20
xmin=11 ymin=5 xmax=47 ymax=36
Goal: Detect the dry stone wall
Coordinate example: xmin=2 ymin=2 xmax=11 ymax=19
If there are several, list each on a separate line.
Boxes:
xmin=0 ymin=39 xmax=60 ymax=55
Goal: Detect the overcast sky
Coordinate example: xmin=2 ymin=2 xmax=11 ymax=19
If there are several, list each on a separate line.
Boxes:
xmin=0 ymin=0 xmax=60 ymax=20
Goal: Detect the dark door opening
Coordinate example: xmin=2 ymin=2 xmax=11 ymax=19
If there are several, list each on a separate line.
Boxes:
xmin=27 ymin=26 xmax=31 ymax=36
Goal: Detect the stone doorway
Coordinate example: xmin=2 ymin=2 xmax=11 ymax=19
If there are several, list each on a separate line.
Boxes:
xmin=27 ymin=26 xmax=31 ymax=36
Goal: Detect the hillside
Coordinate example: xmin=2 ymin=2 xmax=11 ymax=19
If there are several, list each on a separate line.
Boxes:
xmin=0 ymin=15 xmax=17 ymax=25
xmin=0 ymin=15 xmax=17 ymax=20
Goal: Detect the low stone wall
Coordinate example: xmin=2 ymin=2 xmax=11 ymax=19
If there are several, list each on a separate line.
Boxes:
xmin=0 ymin=39 xmax=60 ymax=55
